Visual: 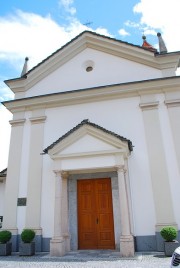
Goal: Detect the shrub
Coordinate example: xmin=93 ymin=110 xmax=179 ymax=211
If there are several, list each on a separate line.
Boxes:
xmin=160 ymin=226 xmax=177 ymax=242
xmin=0 ymin=230 xmax=12 ymax=244
xmin=21 ymin=229 xmax=35 ymax=243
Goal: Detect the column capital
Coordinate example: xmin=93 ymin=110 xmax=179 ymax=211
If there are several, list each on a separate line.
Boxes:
xmin=29 ymin=116 xmax=47 ymax=124
xmin=139 ymin=101 xmax=159 ymax=111
xmin=115 ymin=165 xmax=127 ymax=174
xmin=9 ymin=119 xmax=26 ymax=127
xmin=61 ymin=171 xmax=69 ymax=179
xmin=53 ymin=170 xmax=69 ymax=179
xmin=53 ymin=170 xmax=61 ymax=177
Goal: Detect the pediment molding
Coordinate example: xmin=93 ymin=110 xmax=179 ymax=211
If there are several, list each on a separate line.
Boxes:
xmin=46 ymin=120 xmax=132 ymax=160
xmin=5 ymin=31 xmax=180 ymax=94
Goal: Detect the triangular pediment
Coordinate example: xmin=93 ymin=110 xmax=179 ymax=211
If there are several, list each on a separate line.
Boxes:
xmin=44 ymin=120 xmax=133 ymax=159
xmin=18 ymin=31 xmax=157 ymax=80
xmin=57 ymin=134 xmax=119 ymax=155
xmin=6 ymin=30 xmax=179 ymax=96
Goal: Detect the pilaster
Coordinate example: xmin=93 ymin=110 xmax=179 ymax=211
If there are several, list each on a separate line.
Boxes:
xmin=2 ymin=118 xmax=25 ymax=251
xmin=116 ymin=165 xmax=134 ymax=257
xmin=61 ymin=171 xmax=70 ymax=252
xmin=25 ymin=114 xmax=46 ymax=244
xmin=165 ymin=99 xmax=180 ymax=174
xmin=50 ymin=171 xmax=69 ymax=256
xmin=140 ymin=100 xmax=176 ymax=233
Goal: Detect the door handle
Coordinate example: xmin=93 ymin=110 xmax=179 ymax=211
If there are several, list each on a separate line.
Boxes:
xmin=96 ymin=218 xmax=99 ymax=224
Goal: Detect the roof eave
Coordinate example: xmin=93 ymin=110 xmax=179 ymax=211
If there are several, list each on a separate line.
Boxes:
xmin=4 ymin=77 xmax=27 ymax=94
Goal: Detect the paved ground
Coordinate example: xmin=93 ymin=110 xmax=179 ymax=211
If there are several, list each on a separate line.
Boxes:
xmin=0 ymin=250 xmax=172 ymax=268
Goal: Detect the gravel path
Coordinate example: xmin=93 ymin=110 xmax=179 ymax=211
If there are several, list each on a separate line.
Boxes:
xmin=0 ymin=251 xmax=172 ymax=268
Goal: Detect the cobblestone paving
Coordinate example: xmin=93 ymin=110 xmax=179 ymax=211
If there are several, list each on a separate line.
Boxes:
xmin=0 ymin=251 xmax=172 ymax=268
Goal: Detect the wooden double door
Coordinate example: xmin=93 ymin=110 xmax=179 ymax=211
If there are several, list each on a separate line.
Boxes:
xmin=77 ymin=178 xmax=115 ymax=249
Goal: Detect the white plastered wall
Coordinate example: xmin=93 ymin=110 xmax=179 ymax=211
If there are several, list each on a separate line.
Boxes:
xmin=40 ymin=96 xmax=157 ymax=237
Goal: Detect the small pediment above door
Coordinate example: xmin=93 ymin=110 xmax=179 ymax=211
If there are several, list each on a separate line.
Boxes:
xmin=44 ymin=120 xmax=133 ymax=159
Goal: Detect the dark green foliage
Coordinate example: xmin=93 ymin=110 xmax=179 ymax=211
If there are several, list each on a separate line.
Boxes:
xmin=0 ymin=230 xmax=12 ymax=244
xmin=21 ymin=229 xmax=35 ymax=243
xmin=160 ymin=226 xmax=177 ymax=242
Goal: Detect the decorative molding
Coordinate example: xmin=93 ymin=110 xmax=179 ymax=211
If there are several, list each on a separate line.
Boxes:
xmin=17 ymin=198 xmax=27 ymax=206
xmin=48 ymin=124 xmax=130 ymax=159
xmin=3 ymin=77 xmax=180 ymax=113
xmin=53 ymin=170 xmax=61 ymax=176
xmin=115 ymin=165 xmax=126 ymax=173
xmin=29 ymin=116 xmax=47 ymax=124
xmin=165 ymin=99 xmax=180 ymax=108
xmin=9 ymin=119 xmax=26 ymax=127
xmin=2 ymin=35 xmax=166 ymax=93
xmin=53 ymin=170 xmax=69 ymax=179
xmin=61 ymin=171 xmax=69 ymax=180
xmin=51 ymin=149 xmax=127 ymax=160
xmin=5 ymin=32 xmax=180 ymax=94
xmin=139 ymin=101 xmax=159 ymax=110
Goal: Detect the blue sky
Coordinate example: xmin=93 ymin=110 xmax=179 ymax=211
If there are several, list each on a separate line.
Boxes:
xmin=0 ymin=0 xmax=180 ymax=170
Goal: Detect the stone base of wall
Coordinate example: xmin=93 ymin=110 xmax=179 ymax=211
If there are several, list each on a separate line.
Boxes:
xmin=11 ymin=234 xmax=180 ymax=252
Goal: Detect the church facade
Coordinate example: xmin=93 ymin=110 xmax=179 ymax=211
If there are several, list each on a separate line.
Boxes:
xmin=1 ymin=31 xmax=180 ymax=257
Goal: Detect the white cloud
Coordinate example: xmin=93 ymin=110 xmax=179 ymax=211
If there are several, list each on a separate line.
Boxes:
xmin=125 ymin=20 xmax=141 ymax=28
xmin=143 ymin=29 xmax=157 ymax=36
xmin=95 ymin=27 xmax=113 ymax=37
xmin=133 ymin=0 xmax=180 ymax=52
xmin=118 ymin=28 xmax=130 ymax=37
xmin=0 ymin=85 xmax=14 ymax=102
xmin=59 ymin=0 xmax=76 ymax=15
xmin=0 ymin=10 xmax=113 ymax=74
xmin=0 ymin=10 xmax=75 ymax=71
xmin=0 ymin=9 xmax=113 ymax=170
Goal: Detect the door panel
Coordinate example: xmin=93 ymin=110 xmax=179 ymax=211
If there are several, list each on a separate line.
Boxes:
xmin=78 ymin=180 xmax=97 ymax=249
xmin=78 ymin=178 xmax=115 ymax=249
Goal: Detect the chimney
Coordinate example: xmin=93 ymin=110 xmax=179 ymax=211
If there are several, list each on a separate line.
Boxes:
xmin=157 ymin=33 xmax=167 ymax=54
xmin=21 ymin=57 xmax=29 ymax=77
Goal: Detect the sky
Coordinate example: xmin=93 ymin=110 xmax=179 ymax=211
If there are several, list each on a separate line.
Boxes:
xmin=0 ymin=0 xmax=180 ymax=171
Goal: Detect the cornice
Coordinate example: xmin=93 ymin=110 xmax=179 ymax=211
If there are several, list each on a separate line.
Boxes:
xmin=3 ymin=77 xmax=180 ymax=113
xmin=4 ymin=77 xmax=26 ymax=93
xmin=51 ymin=149 xmax=125 ymax=160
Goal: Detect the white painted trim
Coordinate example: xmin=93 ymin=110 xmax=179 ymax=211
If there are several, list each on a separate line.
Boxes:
xmin=4 ymin=77 xmax=180 ymax=113
xmin=29 ymin=116 xmax=47 ymax=124
xmin=9 ymin=119 xmax=26 ymax=126
xmin=139 ymin=101 xmax=159 ymax=110
xmin=51 ymin=149 xmax=126 ymax=160
xmin=165 ymin=99 xmax=180 ymax=107
xmin=47 ymin=124 xmax=130 ymax=163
